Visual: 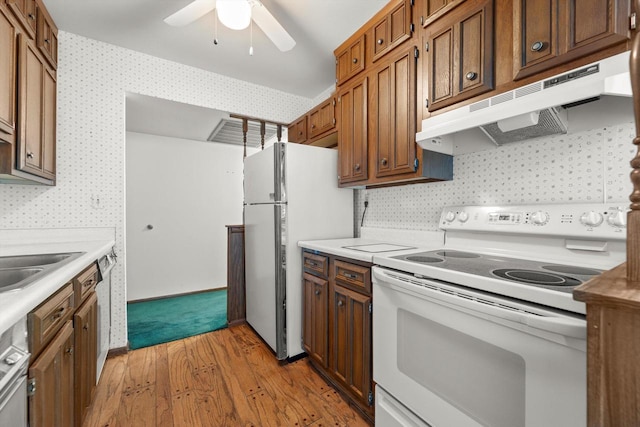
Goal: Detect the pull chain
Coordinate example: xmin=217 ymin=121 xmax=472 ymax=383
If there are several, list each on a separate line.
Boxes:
xmin=249 ymin=19 xmax=254 ymax=55
xmin=213 ymin=9 xmax=219 ymax=45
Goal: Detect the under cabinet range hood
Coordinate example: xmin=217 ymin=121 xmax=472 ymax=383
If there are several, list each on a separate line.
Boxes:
xmin=416 ymin=51 xmax=632 ymax=150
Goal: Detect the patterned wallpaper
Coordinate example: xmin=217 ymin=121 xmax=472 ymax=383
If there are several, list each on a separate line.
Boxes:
xmin=356 ymin=122 xmax=636 ymax=232
xmin=0 ymin=32 xmax=314 ymax=348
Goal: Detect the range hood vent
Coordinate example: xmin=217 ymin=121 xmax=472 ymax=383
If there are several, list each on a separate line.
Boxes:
xmin=479 ymin=107 xmax=568 ymax=146
xmin=416 ymin=51 xmax=632 ymax=150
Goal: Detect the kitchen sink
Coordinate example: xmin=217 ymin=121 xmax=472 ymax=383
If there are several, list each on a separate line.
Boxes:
xmin=0 ymin=252 xmax=84 ymax=292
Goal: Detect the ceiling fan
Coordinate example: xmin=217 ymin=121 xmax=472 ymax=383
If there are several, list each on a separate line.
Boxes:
xmin=164 ymin=0 xmax=296 ymax=52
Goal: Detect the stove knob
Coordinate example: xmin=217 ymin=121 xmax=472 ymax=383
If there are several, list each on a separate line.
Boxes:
xmin=530 ymin=211 xmax=549 ymax=225
xmin=457 ymin=211 xmax=469 ymax=223
xmin=607 ymin=208 xmax=627 ymax=228
xmin=444 ymin=211 xmax=456 ymax=222
xmin=580 ymin=211 xmax=604 ymax=227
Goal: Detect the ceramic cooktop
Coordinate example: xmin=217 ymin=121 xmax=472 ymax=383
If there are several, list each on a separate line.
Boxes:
xmin=342 ymin=243 xmax=416 ymax=253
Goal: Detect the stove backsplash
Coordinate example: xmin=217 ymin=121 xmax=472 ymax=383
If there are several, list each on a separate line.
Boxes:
xmin=356 ymin=122 xmax=635 ymax=232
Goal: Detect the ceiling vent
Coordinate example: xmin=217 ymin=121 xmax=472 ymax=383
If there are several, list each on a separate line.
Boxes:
xmin=479 ymin=107 xmax=568 ymax=146
xmin=207 ymin=118 xmax=278 ymax=147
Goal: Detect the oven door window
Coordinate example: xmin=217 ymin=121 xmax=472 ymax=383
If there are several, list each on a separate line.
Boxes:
xmin=399 ymin=309 xmax=525 ymax=427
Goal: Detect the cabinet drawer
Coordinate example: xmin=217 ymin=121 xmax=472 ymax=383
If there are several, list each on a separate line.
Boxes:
xmin=334 ymin=260 xmax=371 ymax=295
xmin=29 ymin=281 xmax=74 ymax=359
xmin=74 ymin=262 xmax=99 ymax=305
xmin=303 ymin=252 xmax=329 ymax=278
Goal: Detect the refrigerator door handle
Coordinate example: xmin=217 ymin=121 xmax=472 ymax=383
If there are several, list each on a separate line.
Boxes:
xmin=274 ymin=203 xmax=287 ymax=360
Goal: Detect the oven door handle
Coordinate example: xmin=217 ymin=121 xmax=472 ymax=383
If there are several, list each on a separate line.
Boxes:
xmin=374 ymin=268 xmax=586 ymax=339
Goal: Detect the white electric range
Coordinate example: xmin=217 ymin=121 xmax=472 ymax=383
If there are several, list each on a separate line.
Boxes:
xmin=371 ymin=203 xmax=626 ymax=427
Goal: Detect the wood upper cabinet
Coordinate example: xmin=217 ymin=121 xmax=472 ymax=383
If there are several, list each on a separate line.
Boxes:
xmin=36 ymin=2 xmax=57 ymax=69
xmin=330 ymin=283 xmax=372 ymax=408
xmin=309 ymin=97 xmax=336 ymax=139
xmin=336 ymin=34 xmax=365 ymax=86
xmin=288 ymin=116 xmax=307 ymax=144
xmin=74 ymin=292 xmax=97 ymax=427
xmin=17 ymin=34 xmax=56 ymax=181
xmin=373 ymin=45 xmax=417 ymax=178
xmin=338 ymin=76 xmax=368 ymax=185
xmin=425 ymin=0 xmax=494 ymax=111
xmin=5 ymin=0 xmax=36 ymax=38
xmin=303 ymin=273 xmax=328 ymax=367
xmin=28 ymin=320 xmax=75 ymax=427
xmin=0 ymin=5 xmax=16 ymax=140
xmin=513 ymin=0 xmax=631 ymax=80
xmin=372 ymin=0 xmax=413 ymax=62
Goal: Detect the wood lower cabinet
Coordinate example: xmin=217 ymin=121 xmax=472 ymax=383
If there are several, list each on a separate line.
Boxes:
xmin=338 ymin=76 xmax=368 ymax=185
xmin=425 ymin=0 xmax=494 ymax=111
xmin=303 ymin=273 xmax=328 ymax=367
xmin=513 ymin=0 xmax=631 ymax=80
xmin=74 ymin=292 xmax=98 ymax=427
xmin=329 ymin=284 xmax=372 ymax=407
xmin=302 ymin=250 xmax=374 ymax=423
xmin=28 ymin=320 xmax=75 ymax=427
xmin=226 ymin=224 xmax=246 ymax=326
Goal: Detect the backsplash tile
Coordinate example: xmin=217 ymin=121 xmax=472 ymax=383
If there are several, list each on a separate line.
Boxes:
xmin=356 ymin=122 xmax=635 ymax=232
xmin=0 ymin=32 xmax=314 ymax=348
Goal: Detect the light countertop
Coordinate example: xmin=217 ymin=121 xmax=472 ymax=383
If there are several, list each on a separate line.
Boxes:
xmin=0 ymin=228 xmax=115 ymax=336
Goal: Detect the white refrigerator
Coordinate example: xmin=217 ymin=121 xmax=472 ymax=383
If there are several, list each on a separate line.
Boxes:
xmin=244 ymin=142 xmax=354 ymax=360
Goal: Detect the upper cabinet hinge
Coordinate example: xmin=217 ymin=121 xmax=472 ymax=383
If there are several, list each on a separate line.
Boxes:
xmin=27 ymin=378 xmax=36 ymax=397
xmin=410 ymin=0 xmax=415 ymax=6
xmin=410 ymin=23 xmax=415 ymax=33
xmin=368 ymin=391 xmax=374 ymax=406
xmin=335 ymin=58 xmax=338 ymax=65
xmin=414 ymin=47 xmax=419 ymax=58
xmin=420 ymin=15 xmax=424 ymax=25
xmin=332 ymin=99 xmax=336 ymax=107
xmin=631 ymin=12 xmax=637 ymax=30
xmin=332 ymin=118 xmax=336 ymax=125
xmin=414 ymin=158 xmax=419 ymax=171
xmin=368 ymin=302 xmax=373 ymax=314
xmin=425 ymin=42 xmax=429 ymax=52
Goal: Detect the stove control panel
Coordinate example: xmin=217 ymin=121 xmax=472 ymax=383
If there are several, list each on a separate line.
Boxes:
xmin=441 ymin=203 xmax=628 ymax=239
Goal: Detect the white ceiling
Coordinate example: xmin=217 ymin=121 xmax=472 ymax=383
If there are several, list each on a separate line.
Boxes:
xmin=43 ymin=0 xmax=388 ymax=99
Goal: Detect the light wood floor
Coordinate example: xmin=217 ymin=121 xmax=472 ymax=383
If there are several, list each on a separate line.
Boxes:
xmin=83 ymin=324 xmax=370 ymax=427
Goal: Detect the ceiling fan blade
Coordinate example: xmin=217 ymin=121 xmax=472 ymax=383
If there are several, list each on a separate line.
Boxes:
xmin=251 ymin=2 xmax=296 ymax=52
xmin=164 ymin=0 xmax=217 ymax=27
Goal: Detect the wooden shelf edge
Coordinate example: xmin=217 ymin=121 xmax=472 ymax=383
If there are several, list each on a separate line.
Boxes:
xmin=573 ymin=263 xmax=640 ymax=309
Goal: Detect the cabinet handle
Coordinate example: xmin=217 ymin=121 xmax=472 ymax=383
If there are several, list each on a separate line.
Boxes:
xmin=65 ymin=347 xmax=73 ymax=355
xmin=83 ymin=324 xmax=89 ymax=330
xmin=44 ymin=39 xmax=50 ymax=44
xmin=314 ymin=289 xmax=320 ymax=296
xmin=465 ymin=71 xmax=478 ymax=81
xmin=377 ymin=39 xmax=384 ymax=45
xmin=338 ymin=300 xmax=344 ymax=307
xmin=381 ymin=158 xmax=388 ymax=166
xmin=354 ymin=164 xmax=361 ymax=172
xmin=352 ymin=58 xmax=358 ymax=64
xmin=28 ymin=13 xmax=35 ymax=20
xmin=531 ymin=41 xmax=545 ymax=52
xmin=26 ymin=152 xmax=34 ymax=159
xmin=344 ymin=272 xmax=358 ymax=280
xmin=311 ymin=124 xmax=315 ymax=129
xmin=84 ymin=279 xmax=94 ymax=287
xmin=51 ymin=307 xmax=65 ymax=319
xmin=307 ymin=261 xmax=318 ymax=267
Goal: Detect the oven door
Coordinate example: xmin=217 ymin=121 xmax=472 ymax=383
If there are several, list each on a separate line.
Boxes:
xmin=372 ymin=266 xmax=586 ymax=427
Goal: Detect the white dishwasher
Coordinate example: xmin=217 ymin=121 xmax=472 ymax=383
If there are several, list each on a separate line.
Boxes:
xmin=96 ymin=248 xmax=116 ymax=382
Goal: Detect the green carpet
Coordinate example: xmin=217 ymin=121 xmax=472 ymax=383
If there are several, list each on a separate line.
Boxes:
xmin=127 ymin=289 xmax=227 ymax=350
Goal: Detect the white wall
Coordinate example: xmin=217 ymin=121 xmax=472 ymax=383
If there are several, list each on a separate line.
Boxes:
xmin=126 ymin=132 xmax=256 ymax=301
xmin=356 ymin=122 xmax=636 ymax=232
xmin=0 ymin=32 xmax=314 ymax=349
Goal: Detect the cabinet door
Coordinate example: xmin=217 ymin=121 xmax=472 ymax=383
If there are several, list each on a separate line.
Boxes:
xmin=43 ymin=67 xmax=56 ymax=177
xmin=36 ymin=6 xmax=58 ymax=69
xmin=29 ymin=320 xmax=75 ymax=427
xmin=374 ymin=46 xmax=417 ymax=178
xmin=6 ymin=0 xmax=36 ymax=38
xmin=426 ymin=0 xmax=494 ymax=111
xmin=294 ymin=116 xmax=307 ymax=143
xmin=74 ymin=292 xmax=97 ymax=427
xmin=336 ymin=35 xmax=365 ymax=86
xmin=513 ymin=0 xmax=630 ymax=80
xmin=373 ymin=0 xmax=412 ymax=63
xmin=287 ymin=123 xmax=297 ymax=143
xmin=330 ymin=285 xmax=372 ymax=406
xmin=338 ymin=76 xmax=368 ymax=184
xmin=303 ymin=273 xmax=328 ymax=367
xmin=0 ymin=6 xmax=16 ymax=139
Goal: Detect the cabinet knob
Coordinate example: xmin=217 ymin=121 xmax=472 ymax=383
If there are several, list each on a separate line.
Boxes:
xmin=44 ymin=39 xmax=50 ymax=44
xmin=352 ymin=58 xmax=358 ymax=64
xmin=381 ymin=158 xmax=388 ymax=166
xmin=314 ymin=289 xmax=320 ymax=296
xmin=311 ymin=124 xmax=315 ymax=129
xmin=65 ymin=347 xmax=73 ymax=355
xmin=465 ymin=71 xmax=478 ymax=81
xmin=377 ymin=39 xmax=384 ymax=45
xmin=531 ymin=41 xmax=545 ymax=52
xmin=28 ymin=13 xmax=35 ymax=20
xmin=27 ymin=152 xmax=34 ymax=159
xmin=338 ymin=300 xmax=344 ymax=307
xmin=354 ymin=164 xmax=361 ymax=172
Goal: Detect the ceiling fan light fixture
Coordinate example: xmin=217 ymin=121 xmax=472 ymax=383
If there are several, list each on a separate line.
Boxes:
xmin=216 ymin=0 xmax=251 ymax=30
